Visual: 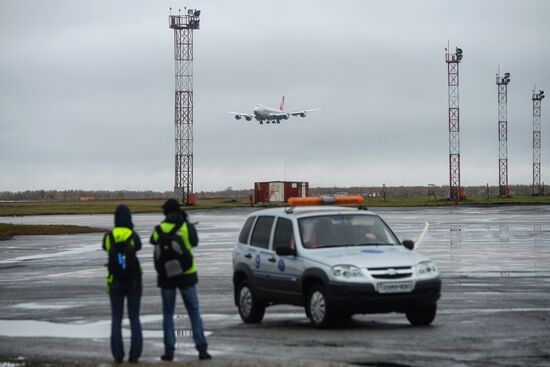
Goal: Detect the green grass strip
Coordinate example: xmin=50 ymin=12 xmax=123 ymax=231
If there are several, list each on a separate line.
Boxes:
xmin=1 ymin=195 xmax=550 ymax=217
xmin=0 ymin=223 xmax=106 ymax=241
xmin=0 ymin=198 xmax=251 ymax=217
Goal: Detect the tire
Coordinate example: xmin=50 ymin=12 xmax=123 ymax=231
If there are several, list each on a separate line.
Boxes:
xmin=406 ymin=304 xmax=437 ymax=326
xmin=306 ymin=284 xmax=335 ymax=328
xmin=236 ymin=281 xmax=265 ymax=323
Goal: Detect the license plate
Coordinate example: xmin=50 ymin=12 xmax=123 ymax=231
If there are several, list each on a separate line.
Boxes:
xmin=377 ymin=281 xmax=414 ymax=294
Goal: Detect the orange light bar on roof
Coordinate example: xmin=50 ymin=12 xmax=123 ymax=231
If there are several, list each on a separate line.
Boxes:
xmin=287 ymin=195 xmax=364 ymax=206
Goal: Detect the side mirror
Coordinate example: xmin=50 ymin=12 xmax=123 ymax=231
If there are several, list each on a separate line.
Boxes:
xmin=276 ymin=246 xmax=296 ymax=256
xmin=402 ymin=240 xmax=415 ymax=250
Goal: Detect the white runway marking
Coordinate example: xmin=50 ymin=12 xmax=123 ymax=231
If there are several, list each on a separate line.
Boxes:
xmin=415 ymin=222 xmax=430 ymax=249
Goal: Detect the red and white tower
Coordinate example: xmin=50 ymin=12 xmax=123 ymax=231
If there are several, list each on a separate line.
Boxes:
xmin=445 ymin=46 xmax=463 ymax=201
xmin=169 ymin=8 xmax=201 ymax=205
xmin=532 ymin=89 xmax=545 ymax=196
xmin=496 ymin=71 xmax=511 ymax=197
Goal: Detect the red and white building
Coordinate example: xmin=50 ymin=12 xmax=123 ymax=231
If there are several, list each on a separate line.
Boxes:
xmin=254 ymin=181 xmax=309 ymax=204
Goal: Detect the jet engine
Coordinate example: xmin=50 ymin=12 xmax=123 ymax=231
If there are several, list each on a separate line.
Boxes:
xmin=245 ymin=116 xmax=252 ymax=121
xmin=283 ymin=114 xmax=290 ymax=120
xmin=235 ymin=115 xmax=241 ymax=120
xmin=299 ymin=112 xmax=306 ymax=118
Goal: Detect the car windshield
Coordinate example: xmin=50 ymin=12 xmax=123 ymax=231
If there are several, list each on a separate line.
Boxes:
xmin=298 ymin=214 xmax=400 ymax=249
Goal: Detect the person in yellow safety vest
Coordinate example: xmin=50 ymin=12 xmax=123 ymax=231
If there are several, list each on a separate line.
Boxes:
xmin=150 ymin=199 xmax=211 ymax=361
xmin=102 ymin=204 xmax=143 ymax=364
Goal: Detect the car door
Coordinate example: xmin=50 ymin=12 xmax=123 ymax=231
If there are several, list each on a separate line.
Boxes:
xmin=234 ymin=215 xmax=256 ymax=269
xmin=266 ymin=217 xmax=302 ymax=303
xmin=248 ymin=215 xmax=275 ymax=293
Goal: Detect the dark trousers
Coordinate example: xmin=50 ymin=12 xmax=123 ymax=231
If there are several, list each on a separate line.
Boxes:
xmin=109 ymin=281 xmax=143 ymax=361
xmin=161 ymin=285 xmax=208 ymax=353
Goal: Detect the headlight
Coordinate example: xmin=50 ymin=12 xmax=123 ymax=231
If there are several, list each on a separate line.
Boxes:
xmin=417 ymin=261 xmax=438 ymax=276
xmin=332 ymin=265 xmax=364 ymax=279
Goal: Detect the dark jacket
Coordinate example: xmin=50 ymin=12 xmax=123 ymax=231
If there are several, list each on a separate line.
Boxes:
xmin=150 ymin=212 xmax=199 ymax=288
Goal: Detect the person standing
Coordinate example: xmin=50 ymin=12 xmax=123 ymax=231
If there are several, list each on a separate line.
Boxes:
xmin=150 ymin=199 xmax=211 ymax=361
xmin=102 ymin=204 xmax=143 ymax=363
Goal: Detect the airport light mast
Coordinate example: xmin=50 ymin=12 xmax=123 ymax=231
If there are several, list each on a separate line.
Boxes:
xmin=445 ymin=46 xmax=463 ymax=202
xmin=496 ymin=71 xmax=511 ymax=197
xmin=169 ymin=8 xmax=200 ymax=205
xmin=532 ymin=89 xmax=545 ymax=196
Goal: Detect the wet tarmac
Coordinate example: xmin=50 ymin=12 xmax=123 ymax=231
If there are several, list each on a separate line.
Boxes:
xmin=0 ymin=206 xmax=549 ymax=366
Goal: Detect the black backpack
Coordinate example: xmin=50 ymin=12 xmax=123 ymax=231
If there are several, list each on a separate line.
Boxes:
xmin=154 ymin=223 xmax=193 ymax=279
xmin=107 ymin=232 xmax=139 ymax=283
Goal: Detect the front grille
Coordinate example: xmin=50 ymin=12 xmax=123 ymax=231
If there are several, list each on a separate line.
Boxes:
xmin=368 ymin=266 xmax=413 ymax=279
xmin=371 ymin=273 xmax=411 ymax=279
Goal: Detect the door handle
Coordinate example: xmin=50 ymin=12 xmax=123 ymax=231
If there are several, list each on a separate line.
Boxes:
xmin=244 ymin=253 xmax=252 ymax=259
xmin=268 ymin=257 xmax=276 ymax=263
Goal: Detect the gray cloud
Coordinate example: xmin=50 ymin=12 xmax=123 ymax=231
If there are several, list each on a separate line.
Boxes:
xmin=1 ymin=0 xmax=549 ymax=191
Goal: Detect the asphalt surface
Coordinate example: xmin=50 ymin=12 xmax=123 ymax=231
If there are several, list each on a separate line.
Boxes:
xmin=0 ymin=206 xmax=549 ymax=366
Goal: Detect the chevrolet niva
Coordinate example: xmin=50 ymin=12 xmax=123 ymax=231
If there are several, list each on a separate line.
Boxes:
xmin=232 ymin=200 xmax=441 ymax=328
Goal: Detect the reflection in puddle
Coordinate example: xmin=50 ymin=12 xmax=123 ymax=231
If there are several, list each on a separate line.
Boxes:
xmin=11 ymin=303 xmax=75 ymax=310
xmin=0 ymin=319 xmax=112 ymax=338
xmin=0 ymin=319 xmax=213 ymax=339
xmin=419 ymin=215 xmax=550 ymax=277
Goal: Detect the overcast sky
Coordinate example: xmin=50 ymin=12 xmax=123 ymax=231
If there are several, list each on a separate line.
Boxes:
xmin=1 ymin=0 xmax=549 ymax=192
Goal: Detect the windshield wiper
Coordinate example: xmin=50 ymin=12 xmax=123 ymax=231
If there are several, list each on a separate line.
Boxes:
xmin=309 ymin=243 xmax=395 ymax=249
xmin=343 ymin=243 xmax=395 ymax=247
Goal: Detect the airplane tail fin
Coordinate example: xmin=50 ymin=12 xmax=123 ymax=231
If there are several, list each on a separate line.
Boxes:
xmin=279 ymin=96 xmax=285 ymax=111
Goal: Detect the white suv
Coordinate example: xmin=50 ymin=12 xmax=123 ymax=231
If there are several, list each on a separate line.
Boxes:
xmin=232 ymin=204 xmax=441 ymax=327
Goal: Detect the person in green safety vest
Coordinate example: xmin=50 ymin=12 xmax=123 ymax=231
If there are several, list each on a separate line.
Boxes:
xmin=150 ymin=199 xmax=211 ymax=361
xmin=102 ymin=204 xmax=143 ymax=364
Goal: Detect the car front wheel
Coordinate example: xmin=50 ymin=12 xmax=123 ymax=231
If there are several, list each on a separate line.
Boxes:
xmin=237 ymin=281 xmax=265 ymax=323
xmin=406 ymin=304 xmax=437 ymax=326
xmin=306 ymin=285 xmax=335 ymax=328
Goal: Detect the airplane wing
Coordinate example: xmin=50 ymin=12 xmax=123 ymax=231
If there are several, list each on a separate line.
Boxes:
xmin=289 ymin=107 xmax=324 ymax=118
xmin=228 ymin=111 xmax=254 ymax=121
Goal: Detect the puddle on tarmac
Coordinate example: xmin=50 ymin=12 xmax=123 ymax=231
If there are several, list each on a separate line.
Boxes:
xmin=0 ymin=318 xmax=213 ymax=339
xmin=11 ymin=302 xmax=76 ymax=310
xmin=0 ymin=362 xmax=25 ymax=367
xmin=0 ymin=242 xmax=100 ymax=265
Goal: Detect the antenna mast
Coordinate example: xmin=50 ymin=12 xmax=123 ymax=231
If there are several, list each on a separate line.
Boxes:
xmin=445 ymin=45 xmax=464 ymax=202
xmin=496 ymin=71 xmax=511 ymax=197
xmin=169 ymin=8 xmax=201 ymax=205
xmin=532 ymin=88 xmax=546 ymax=195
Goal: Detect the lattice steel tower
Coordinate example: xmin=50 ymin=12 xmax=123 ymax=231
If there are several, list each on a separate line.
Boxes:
xmin=496 ymin=71 xmax=511 ymax=197
xmin=445 ymin=46 xmax=463 ymax=201
xmin=532 ymin=89 xmax=545 ymax=196
xmin=169 ymin=9 xmax=200 ymax=204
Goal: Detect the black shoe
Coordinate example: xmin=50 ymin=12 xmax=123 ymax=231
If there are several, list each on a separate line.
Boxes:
xmin=198 ymin=350 xmax=212 ymax=360
xmin=161 ymin=352 xmax=174 ymax=361
xmin=129 ymin=357 xmax=139 ymax=363
xmin=114 ymin=358 xmax=123 ymax=364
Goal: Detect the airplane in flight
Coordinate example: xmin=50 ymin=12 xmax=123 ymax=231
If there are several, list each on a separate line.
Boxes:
xmin=228 ymin=96 xmax=323 ymax=125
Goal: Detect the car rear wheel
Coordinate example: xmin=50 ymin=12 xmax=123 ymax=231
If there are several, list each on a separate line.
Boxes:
xmin=237 ymin=281 xmax=265 ymax=323
xmin=406 ymin=304 xmax=437 ymax=326
xmin=306 ymin=285 xmax=334 ymax=328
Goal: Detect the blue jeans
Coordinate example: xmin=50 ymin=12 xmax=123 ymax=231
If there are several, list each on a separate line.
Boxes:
xmin=109 ymin=281 xmax=142 ymax=361
xmin=161 ymin=285 xmax=208 ymax=353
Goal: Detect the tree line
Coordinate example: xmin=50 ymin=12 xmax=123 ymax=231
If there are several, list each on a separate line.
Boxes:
xmin=0 ymin=184 xmax=544 ymax=202
xmin=0 ymin=190 xmax=175 ymax=202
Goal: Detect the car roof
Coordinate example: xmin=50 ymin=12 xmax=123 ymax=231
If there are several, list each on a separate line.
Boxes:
xmin=249 ymin=206 xmax=376 ymax=219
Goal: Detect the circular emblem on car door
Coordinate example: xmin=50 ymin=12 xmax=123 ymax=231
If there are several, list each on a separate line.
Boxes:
xmin=278 ymin=258 xmax=286 ymax=272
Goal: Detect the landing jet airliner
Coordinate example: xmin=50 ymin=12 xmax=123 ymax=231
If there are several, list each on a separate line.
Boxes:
xmin=228 ymin=96 xmax=323 ymax=125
